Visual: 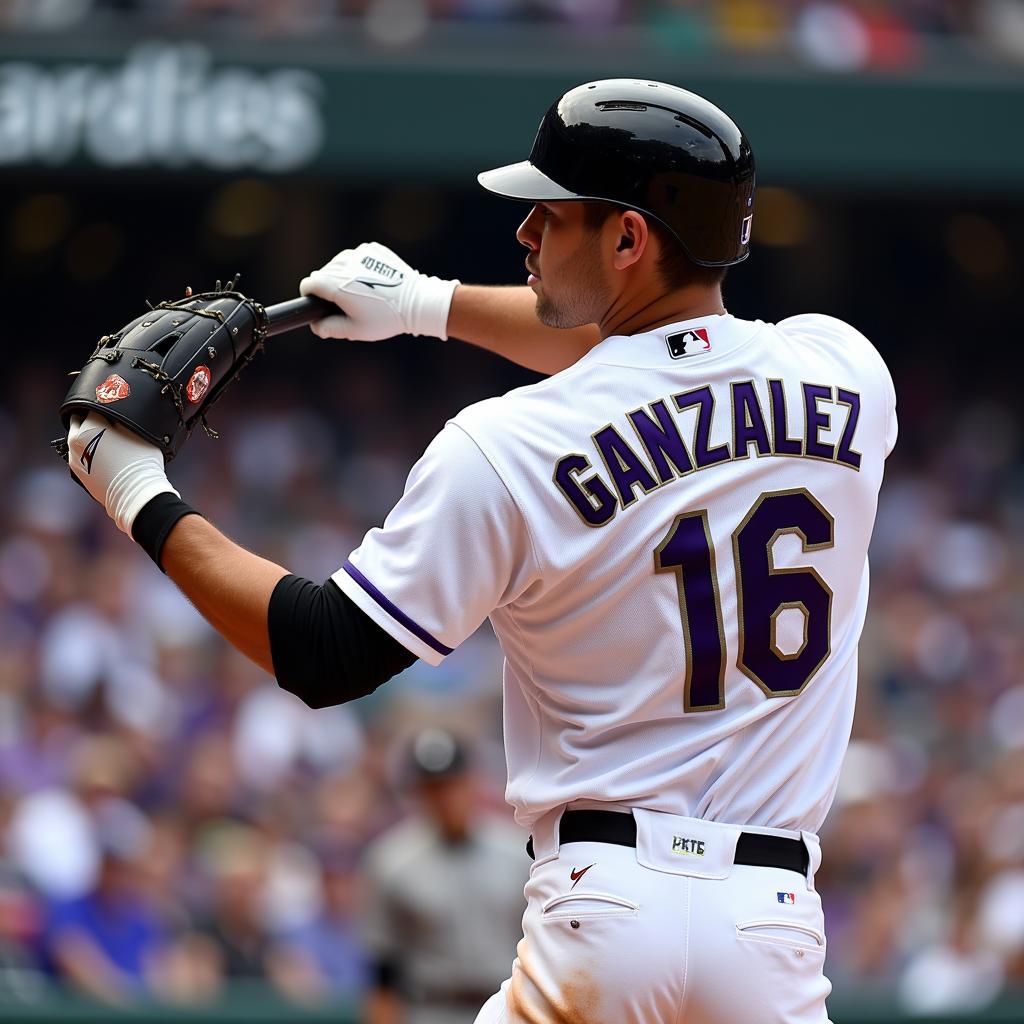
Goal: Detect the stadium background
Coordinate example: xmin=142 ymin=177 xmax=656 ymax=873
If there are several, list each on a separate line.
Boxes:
xmin=1 ymin=2 xmax=1022 ymax=1022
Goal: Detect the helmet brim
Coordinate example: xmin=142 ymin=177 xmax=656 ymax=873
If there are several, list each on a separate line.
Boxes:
xmin=477 ymin=161 xmax=579 ymax=202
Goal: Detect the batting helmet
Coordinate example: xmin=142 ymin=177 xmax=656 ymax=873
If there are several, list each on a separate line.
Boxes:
xmin=478 ymin=79 xmax=755 ymax=268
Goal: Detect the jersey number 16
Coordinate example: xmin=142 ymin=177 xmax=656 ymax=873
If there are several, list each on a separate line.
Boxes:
xmin=654 ymin=487 xmax=833 ymax=712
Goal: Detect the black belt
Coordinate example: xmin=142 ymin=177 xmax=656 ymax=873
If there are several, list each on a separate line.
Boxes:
xmin=527 ymin=810 xmax=809 ymax=876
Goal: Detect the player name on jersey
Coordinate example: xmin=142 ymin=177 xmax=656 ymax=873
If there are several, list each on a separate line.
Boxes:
xmin=554 ymin=378 xmax=861 ymax=527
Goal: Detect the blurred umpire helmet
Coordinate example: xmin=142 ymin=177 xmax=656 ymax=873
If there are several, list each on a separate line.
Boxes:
xmin=408 ymin=728 xmax=467 ymax=782
xmin=478 ymin=79 xmax=755 ymax=268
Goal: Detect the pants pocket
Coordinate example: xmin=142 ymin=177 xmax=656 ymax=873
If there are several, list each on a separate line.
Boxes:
xmin=541 ymin=891 xmax=640 ymax=920
xmin=736 ymin=919 xmax=826 ymax=952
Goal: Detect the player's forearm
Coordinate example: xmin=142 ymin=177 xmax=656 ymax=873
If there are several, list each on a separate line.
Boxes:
xmin=158 ymin=512 xmax=414 ymax=703
xmin=447 ymin=284 xmax=598 ymax=375
xmin=160 ymin=514 xmax=287 ymax=675
xmin=63 ymin=412 xmax=414 ymax=698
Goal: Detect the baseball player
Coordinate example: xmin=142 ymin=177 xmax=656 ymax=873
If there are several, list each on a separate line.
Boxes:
xmin=66 ymin=80 xmax=896 ymax=1023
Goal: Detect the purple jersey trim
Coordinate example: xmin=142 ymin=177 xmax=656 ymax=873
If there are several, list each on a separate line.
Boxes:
xmin=342 ymin=560 xmax=453 ymax=657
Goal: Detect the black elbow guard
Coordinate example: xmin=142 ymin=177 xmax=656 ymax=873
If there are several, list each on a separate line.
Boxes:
xmin=268 ymin=575 xmax=416 ymax=708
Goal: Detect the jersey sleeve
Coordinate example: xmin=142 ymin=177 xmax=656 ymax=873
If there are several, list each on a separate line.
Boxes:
xmin=331 ymin=422 xmax=539 ymax=666
xmin=778 ymin=312 xmax=898 ymax=458
xmin=878 ymin=350 xmax=898 ymax=458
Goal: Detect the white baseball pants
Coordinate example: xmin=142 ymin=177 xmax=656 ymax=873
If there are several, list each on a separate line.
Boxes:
xmin=474 ymin=808 xmax=832 ymax=1024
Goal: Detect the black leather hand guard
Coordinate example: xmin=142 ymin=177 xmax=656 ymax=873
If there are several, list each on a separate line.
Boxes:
xmin=55 ymin=281 xmax=268 ymax=463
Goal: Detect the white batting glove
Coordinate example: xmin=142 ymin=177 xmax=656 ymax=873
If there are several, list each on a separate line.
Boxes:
xmin=67 ymin=413 xmax=179 ymax=536
xmin=299 ymin=242 xmax=459 ymax=342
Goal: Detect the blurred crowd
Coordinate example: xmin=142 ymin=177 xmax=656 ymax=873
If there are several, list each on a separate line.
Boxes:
xmin=0 ymin=335 xmax=1022 ymax=1018
xmin=3 ymin=0 xmax=1024 ymax=68
xmin=0 ymin=360 xmax=527 ymax=1015
xmin=818 ymin=395 xmax=1024 ymax=1014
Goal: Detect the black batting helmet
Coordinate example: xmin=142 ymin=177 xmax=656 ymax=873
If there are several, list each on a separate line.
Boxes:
xmin=478 ymin=79 xmax=755 ymax=268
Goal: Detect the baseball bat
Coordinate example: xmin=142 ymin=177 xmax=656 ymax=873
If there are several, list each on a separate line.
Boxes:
xmin=264 ymin=295 xmax=338 ymax=337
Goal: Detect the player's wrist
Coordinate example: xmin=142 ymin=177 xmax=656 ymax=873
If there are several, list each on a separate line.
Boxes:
xmin=66 ymin=414 xmax=179 ymax=536
xmin=130 ymin=492 xmax=201 ymax=570
xmin=105 ymin=457 xmax=179 ymax=536
xmin=403 ymin=273 xmax=460 ymax=340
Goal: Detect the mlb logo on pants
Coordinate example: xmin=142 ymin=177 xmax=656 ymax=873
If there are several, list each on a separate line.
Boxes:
xmin=777 ymin=892 xmax=796 ymax=904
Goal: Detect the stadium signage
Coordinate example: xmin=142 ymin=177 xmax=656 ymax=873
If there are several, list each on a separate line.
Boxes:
xmin=0 ymin=37 xmax=1016 ymax=187
xmin=0 ymin=42 xmax=325 ymax=172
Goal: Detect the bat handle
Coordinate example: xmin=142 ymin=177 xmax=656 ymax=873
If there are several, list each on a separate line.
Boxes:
xmin=263 ymin=296 xmax=339 ymax=337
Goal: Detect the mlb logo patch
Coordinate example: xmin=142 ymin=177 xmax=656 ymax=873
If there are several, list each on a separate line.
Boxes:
xmin=666 ymin=327 xmax=711 ymax=360
xmin=777 ymin=892 xmax=796 ymax=905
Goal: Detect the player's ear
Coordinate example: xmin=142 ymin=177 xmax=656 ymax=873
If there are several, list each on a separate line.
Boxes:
xmin=612 ymin=210 xmax=649 ymax=270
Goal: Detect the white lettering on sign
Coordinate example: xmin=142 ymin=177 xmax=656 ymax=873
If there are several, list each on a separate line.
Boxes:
xmin=0 ymin=43 xmax=324 ymax=171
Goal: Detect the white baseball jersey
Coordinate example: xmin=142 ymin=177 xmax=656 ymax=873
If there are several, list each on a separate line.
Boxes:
xmin=334 ymin=313 xmax=897 ymax=834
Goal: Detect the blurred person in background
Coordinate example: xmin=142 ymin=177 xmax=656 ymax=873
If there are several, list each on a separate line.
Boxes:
xmin=0 ymin=691 xmax=80 ymax=798
xmin=6 ymin=733 xmax=146 ymax=906
xmin=188 ymin=820 xmax=332 ymax=1004
xmin=41 ymin=824 xmax=165 ymax=1005
xmin=309 ymin=768 xmax=392 ymax=853
xmin=362 ymin=729 xmax=528 ymax=1024
xmin=136 ymin=814 xmax=228 ymax=1006
xmin=898 ymin=885 xmax=1006 ymax=1014
xmin=173 ymin=729 xmax=246 ymax=833
xmin=0 ymin=853 xmax=46 ymax=1004
xmin=194 ymin=824 xmax=273 ymax=981
xmin=266 ymin=846 xmax=371 ymax=1008
xmin=149 ymin=929 xmax=225 ymax=1006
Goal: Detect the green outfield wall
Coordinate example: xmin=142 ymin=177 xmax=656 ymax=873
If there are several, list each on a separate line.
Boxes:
xmin=0 ymin=27 xmax=1022 ymax=190
xmin=3 ymin=990 xmax=1024 ymax=1023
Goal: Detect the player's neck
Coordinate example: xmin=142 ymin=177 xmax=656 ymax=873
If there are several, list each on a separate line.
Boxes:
xmin=596 ymin=284 xmax=726 ymax=341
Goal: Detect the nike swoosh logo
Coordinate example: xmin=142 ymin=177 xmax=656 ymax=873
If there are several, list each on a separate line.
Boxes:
xmin=356 ymin=278 xmax=403 ymax=290
xmin=569 ymin=863 xmax=595 ymax=890
xmin=80 ymin=429 xmax=106 ymax=473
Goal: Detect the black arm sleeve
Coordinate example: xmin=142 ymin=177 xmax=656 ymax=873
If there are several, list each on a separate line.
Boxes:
xmin=268 ymin=575 xmax=416 ymax=709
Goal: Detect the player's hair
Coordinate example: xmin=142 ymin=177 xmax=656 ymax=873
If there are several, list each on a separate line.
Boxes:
xmin=582 ymin=202 xmax=727 ymax=291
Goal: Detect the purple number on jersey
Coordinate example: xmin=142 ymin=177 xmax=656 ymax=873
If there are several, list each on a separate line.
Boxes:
xmin=655 ymin=488 xmax=835 ymax=711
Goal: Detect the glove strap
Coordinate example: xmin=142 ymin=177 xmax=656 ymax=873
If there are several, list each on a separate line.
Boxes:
xmin=131 ymin=493 xmax=202 ymax=571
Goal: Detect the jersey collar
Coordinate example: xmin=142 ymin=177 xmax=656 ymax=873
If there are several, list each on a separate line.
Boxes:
xmin=580 ymin=313 xmax=764 ymax=369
